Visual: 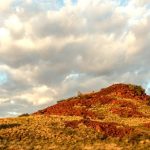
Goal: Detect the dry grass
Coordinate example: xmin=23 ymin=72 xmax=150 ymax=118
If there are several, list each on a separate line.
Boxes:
xmin=0 ymin=83 xmax=150 ymax=150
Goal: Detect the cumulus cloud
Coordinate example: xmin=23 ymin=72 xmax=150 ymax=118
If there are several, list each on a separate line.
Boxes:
xmin=0 ymin=0 xmax=150 ymax=117
xmin=18 ymin=85 xmax=58 ymax=105
xmin=0 ymin=0 xmax=14 ymax=11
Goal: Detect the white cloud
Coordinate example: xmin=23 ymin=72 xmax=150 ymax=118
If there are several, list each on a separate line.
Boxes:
xmin=5 ymin=15 xmax=23 ymax=34
xmin=0 ymin=28 xmax=10 ymax=38
xmin=18 ymin=85 xmax=58 ymax=105
xmin=0 ymin=0 xmax=150 ymax=117
xmin=133 ymin=0 xmax=150 ymax=6
xmin=26 ymin=0 xmax=32 ymax=4
xmin=0 ymin=0 xmax=13 ymax=11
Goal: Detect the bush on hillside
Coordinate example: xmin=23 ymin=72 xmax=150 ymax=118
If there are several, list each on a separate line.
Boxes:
xmin=18 ymin=113 xmax=30 ymax=117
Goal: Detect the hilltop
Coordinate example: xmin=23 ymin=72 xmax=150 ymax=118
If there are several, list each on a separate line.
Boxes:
xmin=0 ymin=83 xmax=150 ymax=150
xmin=33 ymin=83 xmax=150 ymax=121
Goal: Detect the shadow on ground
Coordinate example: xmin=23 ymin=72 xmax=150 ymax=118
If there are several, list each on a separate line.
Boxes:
xmin=0 ymin=123 xmax=20 ymax=130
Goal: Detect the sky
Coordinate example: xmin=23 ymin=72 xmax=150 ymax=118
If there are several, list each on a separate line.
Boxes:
xmin=0 ymin=0 xmax=150 ymax=117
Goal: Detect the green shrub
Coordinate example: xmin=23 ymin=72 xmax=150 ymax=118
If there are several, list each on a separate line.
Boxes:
xmin=128 ymin=84 xmax=145 ymax=96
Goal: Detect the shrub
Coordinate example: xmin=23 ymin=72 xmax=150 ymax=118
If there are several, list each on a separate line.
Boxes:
xmin=18 ymin=113 xmax=30 ymax=117
xmin=128 ymin=84 xmax=145 ymax=96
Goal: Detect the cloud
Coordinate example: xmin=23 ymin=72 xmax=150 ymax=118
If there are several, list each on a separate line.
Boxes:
xmin=18 ymin=85 xmax=58 ymax=105
xmin=0 ymin=0 xmax=150 ymax=117
xmin=4 ymin=14 xmax=24 ymax=38
xmin=0 ymin=0 xmax=14 ymax=12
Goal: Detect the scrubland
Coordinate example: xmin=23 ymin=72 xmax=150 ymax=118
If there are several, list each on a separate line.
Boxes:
xmin=0 ymin=84 xmax=150 ymax=150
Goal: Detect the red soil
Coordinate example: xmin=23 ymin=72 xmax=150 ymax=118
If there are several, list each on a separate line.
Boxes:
xmin=65 ymin=119 xmax=132 ymax=138
xmin=33 ymin=96 xmax=116 ymax=119
xmin=143 ymin=122 xmax=150 ymax=128
xmin=110 ymin=107 xmax=145 ymax=118
xmin=99 ymin=84 xmax=149 ymax=101
xmin=111 ymin=100 xmax=137 ymax=109
xmin=33 ymin=100 xmax=98 ymax=119
xmin=33 ymin=83 xmax=149 ymax=119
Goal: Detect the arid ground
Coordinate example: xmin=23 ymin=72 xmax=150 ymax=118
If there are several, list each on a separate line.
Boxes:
xmin=0 ymin=84 xmax=150 ymax=150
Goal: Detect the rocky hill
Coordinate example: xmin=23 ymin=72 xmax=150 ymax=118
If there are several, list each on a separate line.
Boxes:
xmin=0 ymin=83 xmax=150 ymax=150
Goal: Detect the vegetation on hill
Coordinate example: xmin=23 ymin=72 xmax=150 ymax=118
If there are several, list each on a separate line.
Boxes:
xmin=0 ymin=83 xmax=150 ymax=150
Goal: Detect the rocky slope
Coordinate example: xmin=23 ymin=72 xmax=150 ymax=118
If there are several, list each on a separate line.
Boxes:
xmin=0 ymin=83 xmax=150 ymax=150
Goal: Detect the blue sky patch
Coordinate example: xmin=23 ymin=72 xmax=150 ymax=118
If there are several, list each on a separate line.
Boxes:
xmin=11 ymin=0 xmax=78 ymax=11
xmin=0 ymin=72 xmax=7 ymax=85
xmin=53 ymin=0 xmax=64 ymax=9
xmin=72 ymin=0 xmax=78 ymax=5
xmin=119 ymin=0 xmax=128 ymax=6
xmin=146 ymin=82 xmax=150 ymax=94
